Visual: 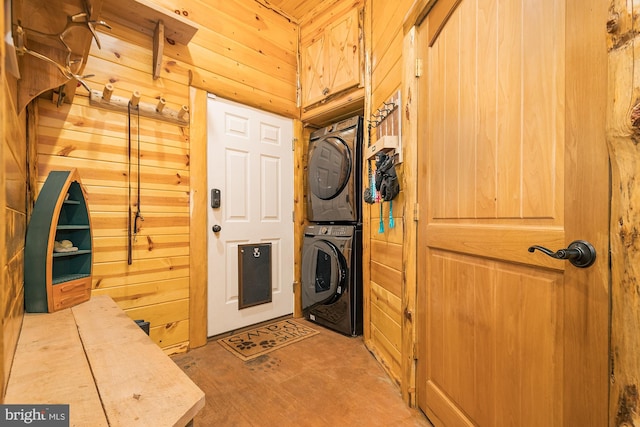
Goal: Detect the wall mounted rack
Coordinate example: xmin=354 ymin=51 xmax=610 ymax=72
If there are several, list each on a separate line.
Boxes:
xmin=368 ymin=90 xmax=403 ymax=163
xmin=89 ymin=85 xmax=189 ymax=125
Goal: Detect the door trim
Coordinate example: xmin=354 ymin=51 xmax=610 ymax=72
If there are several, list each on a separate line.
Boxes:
xmin=188 ymin=87 xmax=208 ymax=349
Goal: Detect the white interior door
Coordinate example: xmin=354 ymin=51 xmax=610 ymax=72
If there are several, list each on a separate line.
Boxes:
xmin=207 ymin=95 xmax=294 ymax=337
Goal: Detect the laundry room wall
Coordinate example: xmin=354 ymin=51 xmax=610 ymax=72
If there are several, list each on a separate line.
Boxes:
xmin=30 ymin=0 xmax=300 ymax=354
xmin=363 ymin=0 xmax=417 ymax=402
xmin=0 ymin=10 xmax=28 ymax=396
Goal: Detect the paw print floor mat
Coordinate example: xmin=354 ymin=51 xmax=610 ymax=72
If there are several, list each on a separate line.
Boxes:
xmin=217 ymin=319 xmax=319 ymax=361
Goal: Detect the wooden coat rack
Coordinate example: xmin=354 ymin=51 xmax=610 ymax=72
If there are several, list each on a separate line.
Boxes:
xmin=89 ymin=84 xmax=189 ymax=125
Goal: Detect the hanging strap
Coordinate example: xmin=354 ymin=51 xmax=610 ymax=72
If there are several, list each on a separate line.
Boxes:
xmin=127 ymin=101 xmax=133 ymax=265
xmin=389 ymin=200 xmax=395 ymax=228
xmin=134 ymin=105 xmax=144 ymax=241
xmin=378 ymin=202 xmax=384 ymax=233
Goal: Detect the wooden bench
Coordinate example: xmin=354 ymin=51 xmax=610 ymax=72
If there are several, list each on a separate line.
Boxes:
xmin=4 ymin=295 xmax=205 ymax=426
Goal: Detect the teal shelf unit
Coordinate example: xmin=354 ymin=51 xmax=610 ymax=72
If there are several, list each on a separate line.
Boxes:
xmin=24 ymin=169 xmax=93 ymax=313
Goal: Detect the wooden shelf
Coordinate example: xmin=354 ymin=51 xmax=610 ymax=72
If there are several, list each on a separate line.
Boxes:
xmin=57 ymin=225 xmax=90 ymax=230
xmin=100 ymin=0 xmax=198 ymax=79
xmin=52 ymin=273 xmax=91 ymax=285
xmin=100 ymin=0 xmax=198 ymax=45
xmin=53 ymin=250 xmax=92 ymax=258
xmin=301 ymin=87 xmax=364 ymax=128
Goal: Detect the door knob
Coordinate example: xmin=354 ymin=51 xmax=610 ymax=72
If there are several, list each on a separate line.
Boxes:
xmin=527 ymin=240 xmax=596 ymax=268
xmin=212 ymin=225 xmax=222 ymax=233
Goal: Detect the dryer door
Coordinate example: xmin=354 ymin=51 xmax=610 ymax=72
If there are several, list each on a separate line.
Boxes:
xmin=308 ymin=136 xmax=352 ymax=200
xmin=301 ymin=239 xmax=348 ymax=310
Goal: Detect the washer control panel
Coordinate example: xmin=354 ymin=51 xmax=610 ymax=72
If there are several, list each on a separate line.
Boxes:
xmin=319 ymin=226 xmax=348 ymax=236
xmin=305 ymin=225 xmax=353 ymax=238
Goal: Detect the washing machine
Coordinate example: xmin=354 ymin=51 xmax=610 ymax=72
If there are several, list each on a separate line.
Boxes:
xmin=307 ymin=116 xmax=363 ymax=223
xmin=301 ymin=224 xmax=362 ymax=336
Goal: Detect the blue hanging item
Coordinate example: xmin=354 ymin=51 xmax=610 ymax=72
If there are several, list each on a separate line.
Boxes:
xmin=371 ymin=166 xmax=379 ymax=202
xmin=364 ymin=159 xmax=376 ymax=204
xmin=379 ymin=202 xmax=384 ymax=233
xmin=389 ymin=200 xmax=395 ymax=228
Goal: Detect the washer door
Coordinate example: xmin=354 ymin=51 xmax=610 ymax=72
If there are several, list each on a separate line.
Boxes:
xmin=308 ymin=136 xmax=352 ymax=200
xmin=301 ymin=239 xmax=347 ymax=310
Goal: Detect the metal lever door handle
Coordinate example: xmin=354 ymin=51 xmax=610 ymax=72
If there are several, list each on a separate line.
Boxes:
xmin=527 ymin=240 xmax=596 ymax=268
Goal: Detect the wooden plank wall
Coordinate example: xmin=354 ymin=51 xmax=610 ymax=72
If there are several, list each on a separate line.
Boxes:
xmin=34 ymin=0 xmax=299 ymax=353
xmin=1 ymin=3 xmax=27 ymax=397
xmin=365 ymin=0 xmax=416 ymax=393
xmin=167 ymin=0 xmax=299 ymax=117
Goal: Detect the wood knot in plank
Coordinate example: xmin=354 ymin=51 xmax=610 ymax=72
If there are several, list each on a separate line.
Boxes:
xmin=618 ymin=222 xmax=640 ymax=248
xmin=629 ymin=103 xmax=640 ymax=139
xmin=615 ymin=384 xmax=639 ymax=426
xmin=146 ymin=236 xmax=154 ymax=251
xmin=57 ymin=146 xmax=76 ymax=156
xmin=607 ymin=13 xmax=619 ymax=34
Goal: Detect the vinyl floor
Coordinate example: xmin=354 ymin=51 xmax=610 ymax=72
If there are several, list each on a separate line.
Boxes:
xmin=172 ymin=319 xmax=433 ymax=426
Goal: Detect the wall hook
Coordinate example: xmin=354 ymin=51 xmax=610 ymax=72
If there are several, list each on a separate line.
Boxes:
xmin=102 ymin=84 xmax=114 ymax=102
xmin=156 ymin=97 xmax=166 ymax=113
xmin=130 ymin=91 xmax=141 ymax=108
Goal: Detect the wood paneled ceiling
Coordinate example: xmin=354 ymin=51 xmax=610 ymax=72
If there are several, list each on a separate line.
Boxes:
xmin=257 ymin=0 xmax=329 ymax=23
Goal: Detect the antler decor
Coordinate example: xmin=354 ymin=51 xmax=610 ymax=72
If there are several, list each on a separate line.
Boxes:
xmin=14 ymin=0 xmax=110 ymax=92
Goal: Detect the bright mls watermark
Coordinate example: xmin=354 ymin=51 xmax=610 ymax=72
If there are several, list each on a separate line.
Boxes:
xmin=0 ymin=405 xmax=69 ymax=426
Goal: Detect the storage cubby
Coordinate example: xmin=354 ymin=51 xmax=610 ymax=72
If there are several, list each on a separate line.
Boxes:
xmin=24 ymin=169 xmax=93 ymax=312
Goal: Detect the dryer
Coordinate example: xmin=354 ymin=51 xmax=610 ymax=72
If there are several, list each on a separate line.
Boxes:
xmin=301 ymin=224 xmax=362 ymax=336
xmin=307 ymin=116 xmax=363 ymax=223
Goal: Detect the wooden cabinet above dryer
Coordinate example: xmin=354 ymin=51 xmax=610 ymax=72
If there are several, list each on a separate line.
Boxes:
xmin=300 ymin=6 xmax=364 ymax=125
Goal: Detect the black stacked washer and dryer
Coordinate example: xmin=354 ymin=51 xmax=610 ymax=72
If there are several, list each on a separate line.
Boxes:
xmin=302 ymin=115 xmax=363 ymax=336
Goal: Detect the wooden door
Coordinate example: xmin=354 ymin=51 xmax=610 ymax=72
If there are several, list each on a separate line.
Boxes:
xmin=206 ymin=95 xmax=294 ymax=336
xmin=415 ymin=0 xmax=609 ymax=426
xmin=301 ymin=34 xmax=327 ymax=108
xmin=326 ymin=8 xmax=361 ymax=98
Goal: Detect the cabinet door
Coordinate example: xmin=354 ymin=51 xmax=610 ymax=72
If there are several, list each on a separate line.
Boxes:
xmin=300 ymin=7 xmax=362 ymax=110
xmin=301 ymin=34 xmax=327 ymax=108
xmin=326 ymin=8 xmax=361 ymax=96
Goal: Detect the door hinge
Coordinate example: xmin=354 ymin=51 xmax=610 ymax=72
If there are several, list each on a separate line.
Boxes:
xmin=292 ymin=137 xmax=298 ymax=151
xmin=413 ymin=203 xmax=419 ymax=222
xmin=292 ymin=210 xmax=295 ymax=222
xmin=415 ymin=58 xmax=423 ymax=78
